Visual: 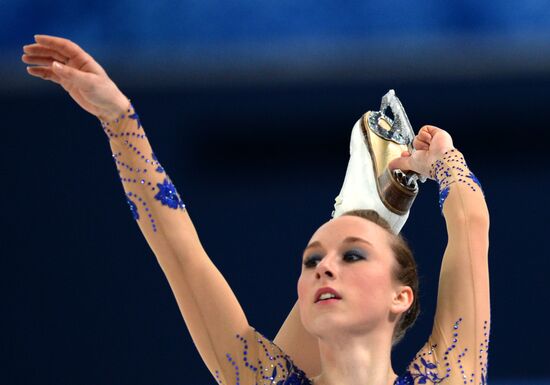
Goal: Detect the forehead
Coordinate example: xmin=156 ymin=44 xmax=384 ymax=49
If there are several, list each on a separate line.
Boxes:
xmin=308 ymin=215 xmax=390 ymax=247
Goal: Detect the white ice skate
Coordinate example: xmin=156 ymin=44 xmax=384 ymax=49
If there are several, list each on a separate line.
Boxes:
xmin=332 ymin=90 xmax=423 ymax=234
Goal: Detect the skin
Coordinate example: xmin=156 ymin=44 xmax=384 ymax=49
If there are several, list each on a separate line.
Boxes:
xmin=22 ymin=34 xmax=457 ymax=385
xmin=297 ymin=216 xmax=413 ymax=385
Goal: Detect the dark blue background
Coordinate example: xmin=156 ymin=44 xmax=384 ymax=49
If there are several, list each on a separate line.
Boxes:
xmin=2 ymin=2 xmax=549 ymax=384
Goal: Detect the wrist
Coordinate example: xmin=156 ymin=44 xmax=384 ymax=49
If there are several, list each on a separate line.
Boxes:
xmin=98 ymin=94 xmax=132 ymax=122
xmin=429 ymin=148 xmax=460 ymax=179
xmin=100 ymin=100 xmax=144 ymax=144
xmin=429 ymin=149 xmax=484 ymax=211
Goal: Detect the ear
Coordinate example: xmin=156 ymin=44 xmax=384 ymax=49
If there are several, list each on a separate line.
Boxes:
xmin=390 ymin=285 xmax=414 ymax=315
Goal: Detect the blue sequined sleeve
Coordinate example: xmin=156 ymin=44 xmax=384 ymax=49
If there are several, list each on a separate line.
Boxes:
xmin=430 ymin=149 xmax=484 ymax=212
xmin=215 ymin=328 xmax=311 ymax=385
xmin=100 ymin=102 xmax=186 ymax=234
xmin=399 ymin=149 xmax=490 ymax=385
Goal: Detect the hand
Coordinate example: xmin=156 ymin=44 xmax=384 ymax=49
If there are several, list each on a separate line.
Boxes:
xmin=388 ymin=125 xmax=454 ymax=179
xmin=22 ymin=34 xmax=130 ymax=121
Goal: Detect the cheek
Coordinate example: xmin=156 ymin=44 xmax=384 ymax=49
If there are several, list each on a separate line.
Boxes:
xmin=296 ymin=273 xmax=312 ymax=328
xmin=348 ymin=269 xmax=392 ymax=304
xmin=297 ymin=273 xmax=307 ymax=300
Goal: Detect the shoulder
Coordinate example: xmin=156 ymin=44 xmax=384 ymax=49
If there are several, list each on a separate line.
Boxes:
xmin=400 ymin=317 xmax=490 ymax=385
xmin=216 ymin=328 xmax=312 ymax=385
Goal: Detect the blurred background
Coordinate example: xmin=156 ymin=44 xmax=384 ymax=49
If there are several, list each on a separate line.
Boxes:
xmin=2 ymin=1 xmax=549 ymax=384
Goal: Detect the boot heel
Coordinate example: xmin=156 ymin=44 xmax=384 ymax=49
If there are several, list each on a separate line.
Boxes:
xmin=378 ymin=168 xmax=418 ymax=215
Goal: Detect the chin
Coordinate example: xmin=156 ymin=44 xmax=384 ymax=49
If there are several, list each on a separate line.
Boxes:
xmin=304 ymin=312 xmax=355 ymax=337
xmin=307 ymin=311 xmax=381 ymax=339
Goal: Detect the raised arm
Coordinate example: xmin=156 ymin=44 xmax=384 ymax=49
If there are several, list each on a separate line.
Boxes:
xmin=390 ymin=126 xmax=490 ymax=384
xmin=274 ymin=301 xmax=321 ymax=377
xmin=22 ymin=35 xmax=307 ymax=385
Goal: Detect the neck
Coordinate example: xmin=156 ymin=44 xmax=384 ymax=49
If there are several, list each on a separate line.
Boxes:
xmin=312 ymin=331 xmax=397 ymax=385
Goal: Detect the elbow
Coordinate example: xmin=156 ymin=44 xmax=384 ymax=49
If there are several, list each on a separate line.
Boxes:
xmin=445 ymin=200 xmax=490 ymax=233
xmin=446 ymin=209 xmax=490 ymax=236
xmin=469 ymin=209 xmax=490 ymax=232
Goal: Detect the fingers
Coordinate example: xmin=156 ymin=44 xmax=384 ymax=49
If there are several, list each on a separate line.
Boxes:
xmin=388 ymin=153 xmax=413 ymax=172
xmin=23 ymin=44 xmax=68 ymax=63
xmin=26 ymin=66 xmax=63 ymax=84
xmin=22 ymin=42 xmax=70 ymax=76
xmin=421 ymin=125 xmax=444 ymax=136
xmin=51 ymin=61 xmax=94 ymax=87
xmin=26 ymin=60 xmax=94 ymax=90
xmin=22 ymin=54 xmax=59 ymax=67
xmin=27 ymin=35 xmax=105 ymax=76
xmin=413 ymin=125 xmax=446 ymax=150
xmin=33 ymin=35 xmax=83 ymax=61
xmin=413 ymin=130 xmax=431 ymax=150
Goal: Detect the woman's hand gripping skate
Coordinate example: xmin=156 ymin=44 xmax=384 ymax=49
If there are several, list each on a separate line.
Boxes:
xmin=389 ymin=125 xmax=454 ymax=179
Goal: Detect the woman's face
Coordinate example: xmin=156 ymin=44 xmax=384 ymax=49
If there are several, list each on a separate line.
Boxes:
xmin=297 ymin=215 xmax=410 ymax=338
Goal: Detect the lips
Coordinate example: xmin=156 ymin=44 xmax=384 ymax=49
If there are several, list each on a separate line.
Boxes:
xmin=314 ymin=287 xmax=342 ymax=303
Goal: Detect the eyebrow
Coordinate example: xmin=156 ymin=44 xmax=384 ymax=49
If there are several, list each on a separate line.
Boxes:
xmin=303 ymin=236 xmax=373 ymax=253
xmin=342 ymin=236 xmax=373 ymax=247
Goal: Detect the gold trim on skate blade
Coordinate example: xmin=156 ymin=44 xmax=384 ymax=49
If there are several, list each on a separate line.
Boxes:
xmin=361 ymin=111 xmax=418 ymax=215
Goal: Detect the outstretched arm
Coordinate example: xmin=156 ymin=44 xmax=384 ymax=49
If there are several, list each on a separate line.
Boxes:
xmin=22 ymin=35 xmax=304 ymax=385
xmin=390 ymin=126 xmax=490 ymax=384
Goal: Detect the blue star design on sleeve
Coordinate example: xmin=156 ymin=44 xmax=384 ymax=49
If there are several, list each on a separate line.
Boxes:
xmin=126 ymin=197 xmax=139 ymax=220
xmin=467 ymin=171 xmax=483 ymax=191
xmin=438 ymin=185 xmax=450 ymax=210
xmin=128 ymin=107 xmax=141 ymax=129
xmin=409 ymin=357 xmax=444 ymax=384
xmin=154 ymin=178 xmax=185 ymax=209
xmin=276 ymin=357 xmax=310 ymax=385
xmin=394 ymin=371 xmax=414 ymax=385
xmin=152 ymin=152 xmax=165 ymax=173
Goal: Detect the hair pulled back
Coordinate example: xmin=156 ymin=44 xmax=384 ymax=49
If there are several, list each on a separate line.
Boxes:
xmin=341 ymin=209 xmax=420 ymax=347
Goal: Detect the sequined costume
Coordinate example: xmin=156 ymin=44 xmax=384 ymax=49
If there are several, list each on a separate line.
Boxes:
xmin=101 ymin=103 xmax=490 ymax=385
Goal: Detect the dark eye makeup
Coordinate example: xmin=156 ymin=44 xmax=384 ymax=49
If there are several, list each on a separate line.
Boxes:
xmin=303 ymin=254 xmax=322 ymax=268
xmin=302 ymin=249 xmax=367 ymax=268
xmin=343 ymin=249 xmax=366 ymax=261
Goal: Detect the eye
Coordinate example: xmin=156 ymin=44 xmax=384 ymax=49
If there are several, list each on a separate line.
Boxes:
xmin=303 ymin=254 xmax=322 ymax=268
xmin=343 ymin=249 xmax=366 ymax=262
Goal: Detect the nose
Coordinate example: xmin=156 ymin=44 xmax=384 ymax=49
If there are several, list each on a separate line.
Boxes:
xmin=315 ymin=257 xmax=336 ymax=280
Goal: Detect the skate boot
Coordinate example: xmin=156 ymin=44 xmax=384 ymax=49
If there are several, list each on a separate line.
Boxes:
xmin=332 ymin=89 xmax=424 ymax=234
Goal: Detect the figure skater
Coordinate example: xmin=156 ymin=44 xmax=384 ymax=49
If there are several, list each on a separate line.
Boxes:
xmin=22 ymin=34 xmax=490 ymax=385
